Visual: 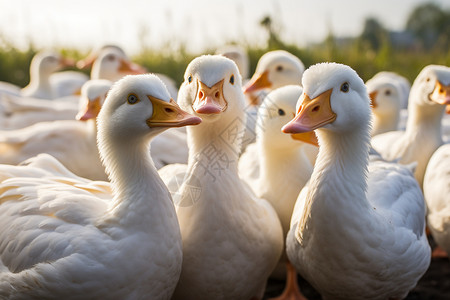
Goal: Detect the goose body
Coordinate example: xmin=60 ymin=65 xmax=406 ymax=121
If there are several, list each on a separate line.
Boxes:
xmin=283 ymin=63 xmax=430 ymax=300
xmin=0 ymin=93 xmax=79 ymax=130
xmin=161 ymin=55 xmax=283 ymax=300
xmin=424 ymin=143 xmax=450 ymax=256
xmin=371 ymin=65 xmax=450 ymax=188
xmin=0 ymin=74 xmax=201 ymax=299
xmin=0 ymin=80 xmax=112 ymax=181
xmin=239 ymin=85 xmax=316 ymax=240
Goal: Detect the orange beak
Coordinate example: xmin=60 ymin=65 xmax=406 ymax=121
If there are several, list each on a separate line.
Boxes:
xmin=147 ymin=97 xmax=202 ymax=128
xmin=282 ymin=89 xmax=336 ymax=134
xmin=76 ymin=97 xmax=102 ymax=121
xmin=291 ymin=131 xmax=319 ymax=147
xmin=369 ymin=91 xmax=378 ymax=109
xmin=192 ymin=79 xmax=228 ymax=114
xmin=119 ymin=59 xmax=147 ymax=75
xmin=429 ymin=80 xmax=450 ymax=105
xmin=76 ymin=52 xmax=98 ymax=69
xmin=243 ymin=70 xmax=271 ymax=94
xmin=59 ymin=57 xmax=75 ymax=68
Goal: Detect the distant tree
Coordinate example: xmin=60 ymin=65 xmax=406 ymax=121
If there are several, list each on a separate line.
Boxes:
xmin=259 ymin=15 xmax=284 ymax=48
xmin=406 ymin=3 xmax=450 ymax=50
xmin=359 ymin=17 xmax=388 ymax=51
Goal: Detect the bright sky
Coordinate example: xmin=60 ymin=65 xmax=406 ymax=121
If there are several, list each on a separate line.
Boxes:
xmin=0 ymin=0 xmax=448 ymax=55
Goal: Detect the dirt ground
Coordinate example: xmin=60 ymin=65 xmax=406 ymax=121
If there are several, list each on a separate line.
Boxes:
xmin=263 ymin=239 xmax=450 ymax=300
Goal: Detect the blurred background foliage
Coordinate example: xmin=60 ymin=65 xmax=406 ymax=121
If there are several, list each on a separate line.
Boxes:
xmin=0 ymin=2 xmax=449 ymax=88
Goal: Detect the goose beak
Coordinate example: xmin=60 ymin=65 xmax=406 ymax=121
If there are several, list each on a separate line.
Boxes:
xmin=429 ymin=81 xmax=450 ymax=105
xmin=282 ymin=89 xmax=336 ymax=133
xmin=243 ymin=70 xmax=271 ymax=94
xmin=147 ymin=97 xmax=202 ymax=128
xmin=60 ymin=57 xmax=76 ymax=68
xmin=446 ymin=105 xmax=450 ymax=114
xmin=291 ymin=132 xmax=319 ymax=147
xmin=369 ymin=91 xmax=378 ymax=108
xmin=77 ymin=53 xmax=97 ymax=69
xmin=119 ymin=59 xmax=147 ymax=75
xmin=192 ymin=79 xmax=228 ymax=114
xmin=76 ymin=97 xmax=102 ymax=121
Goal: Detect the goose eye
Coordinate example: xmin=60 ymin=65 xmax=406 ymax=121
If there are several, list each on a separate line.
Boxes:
xmin=127 ymin=93 xmax=139 ymax=104
xmin=188 ymin=75 xmax=193 ymax=83
xmin=340 ymin=82 xmax=349 ymax=93
xmin=230 ymin=75 xmax=235 ymax=85
xmin=385 ymin=89 xmax=391 ymax=96
xmin=276 ymin=65 xmax=283 ymax=72
xmin=278 ymin=109 xmax=285 ymax=116
xmin=106 ymin=54 xmax=115 ymax=62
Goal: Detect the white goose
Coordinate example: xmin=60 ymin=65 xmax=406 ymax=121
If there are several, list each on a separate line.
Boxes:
xmin=0 ymin=92 xmax=79 ymax=130
xmin=371 ymin=65 xmax=450 ymax=188
xmin=0 ymin=80 xmax=112 ymax=181
xmin=21 ymin=51 xmax=78 ymax=99
xmin=79 ymin=45 xmax=178 ymax=100
xmin=0 ymin=74 xmax=201 ymax=299
xmin=241 ymin=50 xmax=305 ymax=151
xmin=283 ymin=62 xmax=430 ymax=300
xmin=423 ymin=143 xmax=450 ymax=257
xmin=239 ymin=85 xmax=316 ymax=237
xmin=369 ymin=71 xmax=411 ymax=109
xmin=239 ymin=85 xmax=317 ymax=299
xmin=160 ymin=55 xmax=283 ymax=300
xmin=215 ymin=45 xmax=250 ymax=80
xmin=366 ymin=75 xmax=403 ymax=136
xmin=243 ymin=50 xmax=305 ymax=106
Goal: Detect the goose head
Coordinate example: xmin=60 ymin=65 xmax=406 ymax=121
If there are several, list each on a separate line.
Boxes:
xmin=410 ymin=65 xmax=450 ymax=109
xmin=366 ymin=79 xmax=401 ymax=113
xmin=282 ymin=63 xmax=371 ymax=136
xmin=178 ymin=55 xmax=245 ymax=127
xmin=89 ymin=47 xmax=147 ymax=82
xmin=257 ymin=85 xmax=317 ymax=149
xmin=76 ymin=44 xmax=125 ymax=69
xmin=216 ymin=45 xmax=249 ymax=79
xmin=76 ymin=79 xmax=113 ymax=121
xmin=366 ymin=78 xmax=401 ymax=136
xmin=243 ymin=50 xmax=304 ymax=94
xmin=97 ymin=74 xmax=201 ymax=150
xmin=30 ymin=51 xmax=74 ymax=79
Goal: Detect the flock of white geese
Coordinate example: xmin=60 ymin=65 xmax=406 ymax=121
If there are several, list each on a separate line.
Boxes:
xmin=0 ymin=45 xmax=448 ymax=300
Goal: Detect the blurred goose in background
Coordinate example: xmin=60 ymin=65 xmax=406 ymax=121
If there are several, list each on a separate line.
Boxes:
xmin=243 ymin=50 xmax=305 ymax=106
xmin=0 ymin=74 xmax=201 ymax=299
xmin=371 ymin=65 xmax=450 ymax=189
xmin=160 ymin=55 xmax=283 ymax=300
xmin=283 ymin=62 xmax=430 ymax=300
xmin=79 ymin=45 xmax=178 ymax=100
xmin=215 ymin=44 xmax=250 ymax=80
xmin=0 ymin=92 xmax=79 ymax=130
xmin=366 ymin=75 xmax=403 ymax=136
xmin=21 ymin=50 xmax=83 ymax=99
xmin=0 ymin=80 xmax=112 ymax=181
xmin=369 ymin=71 xmax=411 ymax=109
xmin=239 ymin=85 xmax=317 ymax=300
xmin=423 ymin=143 xmax=450 ymax=258
xmin=241 ymin=50 xmax=305 ymax=150
xmin=0 ymin=81 xmax=21 ymax=97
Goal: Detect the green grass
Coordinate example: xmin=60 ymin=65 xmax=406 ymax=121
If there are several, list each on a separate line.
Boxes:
xmin=0 ymin=37 xmax=448 ymax=88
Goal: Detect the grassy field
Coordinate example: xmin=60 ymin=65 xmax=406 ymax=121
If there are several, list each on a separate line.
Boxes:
xmin=0 ymin=36 xmax=449 ymax=89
